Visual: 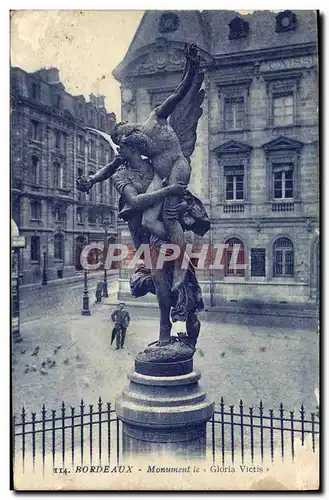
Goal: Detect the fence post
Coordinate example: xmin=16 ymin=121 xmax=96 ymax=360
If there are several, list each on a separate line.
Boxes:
xmin=98 ymin=397 xmax=102 ymax=465
xmin=239 ymin=400 xmax=244 ymax=464
xmin=259 ymin=400 xmax=264 ymax=464
xmin=249 ymin=407 xmax=254 ymax=464
xmin=300 ymin=403 xmax=305 ymax=447
xmin=311 ymin=413 xmax=316 ymax=452
xmin=80 ymin=399 xmax=84 ymax=466
xmin=220 ymin=397 xmax=225 ymax=466
xmin=279 ymin=402 xmax=285 ymax=461
xmin=89 ymin=404 xmax=93 ymax=466
xmin=290 ymin=411 xmax=294 ymax=461
xmin=230 ymin=405 xmax=234 ymax=465
xmin=211 ymin=414 xmax=215 ymax=464
xmin=51 ymin=409 xmax=56 ymax=470
xmin=32 ymin=413 xmax=36 ymax=472
xmin=12 ymin=415 xmax=16 ymax=475
xmin=21 ymin=407 xmax=26 ymax=473
xmin=41 ymin=405 xmax=46 ymax=475
xmin=269 ymin=409 xmax=274 ymax=463
xmin=107 ymin=402 xmax=111 ymax=465
xmin=71 ymin=406 xmax=75 ymax=468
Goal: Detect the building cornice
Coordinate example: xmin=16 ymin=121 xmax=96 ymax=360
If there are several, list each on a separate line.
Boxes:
xmin=11 ymin=94 xmax=113 ymax=134
xmin=113 ymin=41 xmax=317 ymax=82
xmin=210 ymin=42 xmax=317 ymax=69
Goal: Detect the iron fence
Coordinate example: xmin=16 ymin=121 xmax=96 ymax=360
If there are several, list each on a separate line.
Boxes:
xmin=13 ymin=397 xmax=319 ymax=474
xmin=210 ymin=398 xmax=319 ymax=465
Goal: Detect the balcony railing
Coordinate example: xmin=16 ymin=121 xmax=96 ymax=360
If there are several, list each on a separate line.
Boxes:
xmin=223 ymin=204 xmax=245 ymax=214
xmin=272 ymin=202 xmax=294 ymax=212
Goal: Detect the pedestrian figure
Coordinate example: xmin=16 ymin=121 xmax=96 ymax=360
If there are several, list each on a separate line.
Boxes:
xmin=110 ymin=303 xmax=130 ymax=350
xmin=95 ymin=281 xmax=103 ymax=303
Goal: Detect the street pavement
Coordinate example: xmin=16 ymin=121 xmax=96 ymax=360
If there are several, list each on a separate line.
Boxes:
xmin=12 ymin=279 xmax=319 ymax=419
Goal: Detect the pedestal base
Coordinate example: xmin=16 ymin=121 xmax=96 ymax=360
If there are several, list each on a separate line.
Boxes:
xmin=115 ymin=358 xmax=214 ymax=459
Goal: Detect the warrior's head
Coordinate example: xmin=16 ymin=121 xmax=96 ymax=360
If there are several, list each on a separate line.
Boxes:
xmin=119 ymin=133 xmax=150 ymax=161
xmin=111 ymin=121 xmax=140 ymax=145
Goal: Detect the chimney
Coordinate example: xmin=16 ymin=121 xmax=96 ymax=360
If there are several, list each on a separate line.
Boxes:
xmin=46 ymin=67 xmax=60 ymax=84
xmin=96 ymin=95 xmax=105 ymax=108
xmin=89 ymin=93 xmax=96 ymax=105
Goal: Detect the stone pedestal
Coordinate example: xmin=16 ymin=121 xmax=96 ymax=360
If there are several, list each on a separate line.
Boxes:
xmin=115 ymin=357 xmax=214 ymax=460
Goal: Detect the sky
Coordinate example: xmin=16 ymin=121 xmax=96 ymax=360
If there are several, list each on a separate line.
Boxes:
xmin=10 ymin=10 xmax=258 ymax=119
xmin=10 ymin=10 xmax=144 ymax=118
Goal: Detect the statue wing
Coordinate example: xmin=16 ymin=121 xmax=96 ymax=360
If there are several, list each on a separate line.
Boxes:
xmin=86 ymin=127 xmax=120 ymax=156
xmin=169 ymin=69 xmax=205 ymax=163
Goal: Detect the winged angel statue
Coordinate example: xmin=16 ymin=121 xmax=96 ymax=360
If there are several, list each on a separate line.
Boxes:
xmin=77 ymin=44 xmax=210 ymax=356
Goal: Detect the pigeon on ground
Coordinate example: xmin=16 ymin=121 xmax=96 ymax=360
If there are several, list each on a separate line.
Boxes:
xmin=30 ymin=364 xmax=37 ymax=372
xmin=24 ymin=364 xmax=29 ymax=373
xmin=40 ymin=367 xmax=48 ymax=375
xmin=31 ymin=346 xmax=39 ymax=356
xmin=20 ymin=349 xmax=27 ymax=355
xmin=48 ymin=360 xmax=56 ymax=368
xmin=63 ymin=358 xmax=70 ymax=365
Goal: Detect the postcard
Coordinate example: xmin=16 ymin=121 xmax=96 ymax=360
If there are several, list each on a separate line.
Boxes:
xmin=10 ymin=9 xmax=320 ymax=491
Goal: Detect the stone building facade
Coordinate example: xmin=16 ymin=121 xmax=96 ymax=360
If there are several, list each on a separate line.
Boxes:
xmin=113 ymin=10 xmax=319 ymax=309
xmin=11 ymin=67 xmax=118 ymax=284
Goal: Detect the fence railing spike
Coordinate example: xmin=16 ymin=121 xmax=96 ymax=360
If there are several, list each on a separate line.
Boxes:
xmin=13 ymin=397 xmax=320 ymax=473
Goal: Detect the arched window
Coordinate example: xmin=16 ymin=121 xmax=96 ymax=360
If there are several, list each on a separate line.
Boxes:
xmin=224 ymin=238 xmax=245 ymax=277
xmin=273 ymin=237 xmax=294 ymax=277
xmin=54 ymin=162 xmax=64 ymax=188
xmin=31 ymin=156 xmax=39 ymax=184
xmin=54 ymin=234 xmax=64 ymax=261
xmin=30 ymin=235 xmax=40 ymax=262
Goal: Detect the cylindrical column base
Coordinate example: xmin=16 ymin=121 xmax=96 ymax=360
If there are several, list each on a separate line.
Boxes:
xmin=115 ymin=358 xmax=214 ymax=460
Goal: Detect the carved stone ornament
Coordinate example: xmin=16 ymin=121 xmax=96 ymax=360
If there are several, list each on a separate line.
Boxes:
xmin=134 ymin=43 xmax=186 ymax=75
xmin=122 ymin=87 xmax=134 ymax=104
xmin=275 ymin=10 xmax=297 ymax=33
xmin=228 ymin=16 xmax=249 ymax=40
xmin=158 ymin=12 xmax=180 ymax=33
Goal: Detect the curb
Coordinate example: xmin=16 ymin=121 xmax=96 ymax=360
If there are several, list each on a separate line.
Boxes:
xmin=21 ymin=271 xmax=119 ymax=291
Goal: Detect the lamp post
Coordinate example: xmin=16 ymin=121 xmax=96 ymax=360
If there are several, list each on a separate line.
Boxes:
xmin=102 ymin=216 xmax=110 ymax=298
xmin=42 ymin=250 xmax=48 ymax=285
xmin=81 ymin=269 xmax=91 ymax=316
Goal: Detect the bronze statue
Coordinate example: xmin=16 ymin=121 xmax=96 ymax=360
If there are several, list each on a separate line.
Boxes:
xmin=77 ymin=44 xmax=209 ymax=357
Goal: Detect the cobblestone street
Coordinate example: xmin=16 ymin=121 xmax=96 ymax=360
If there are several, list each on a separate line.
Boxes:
xmin=12 ymin=279 xmax=319 ymax=418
